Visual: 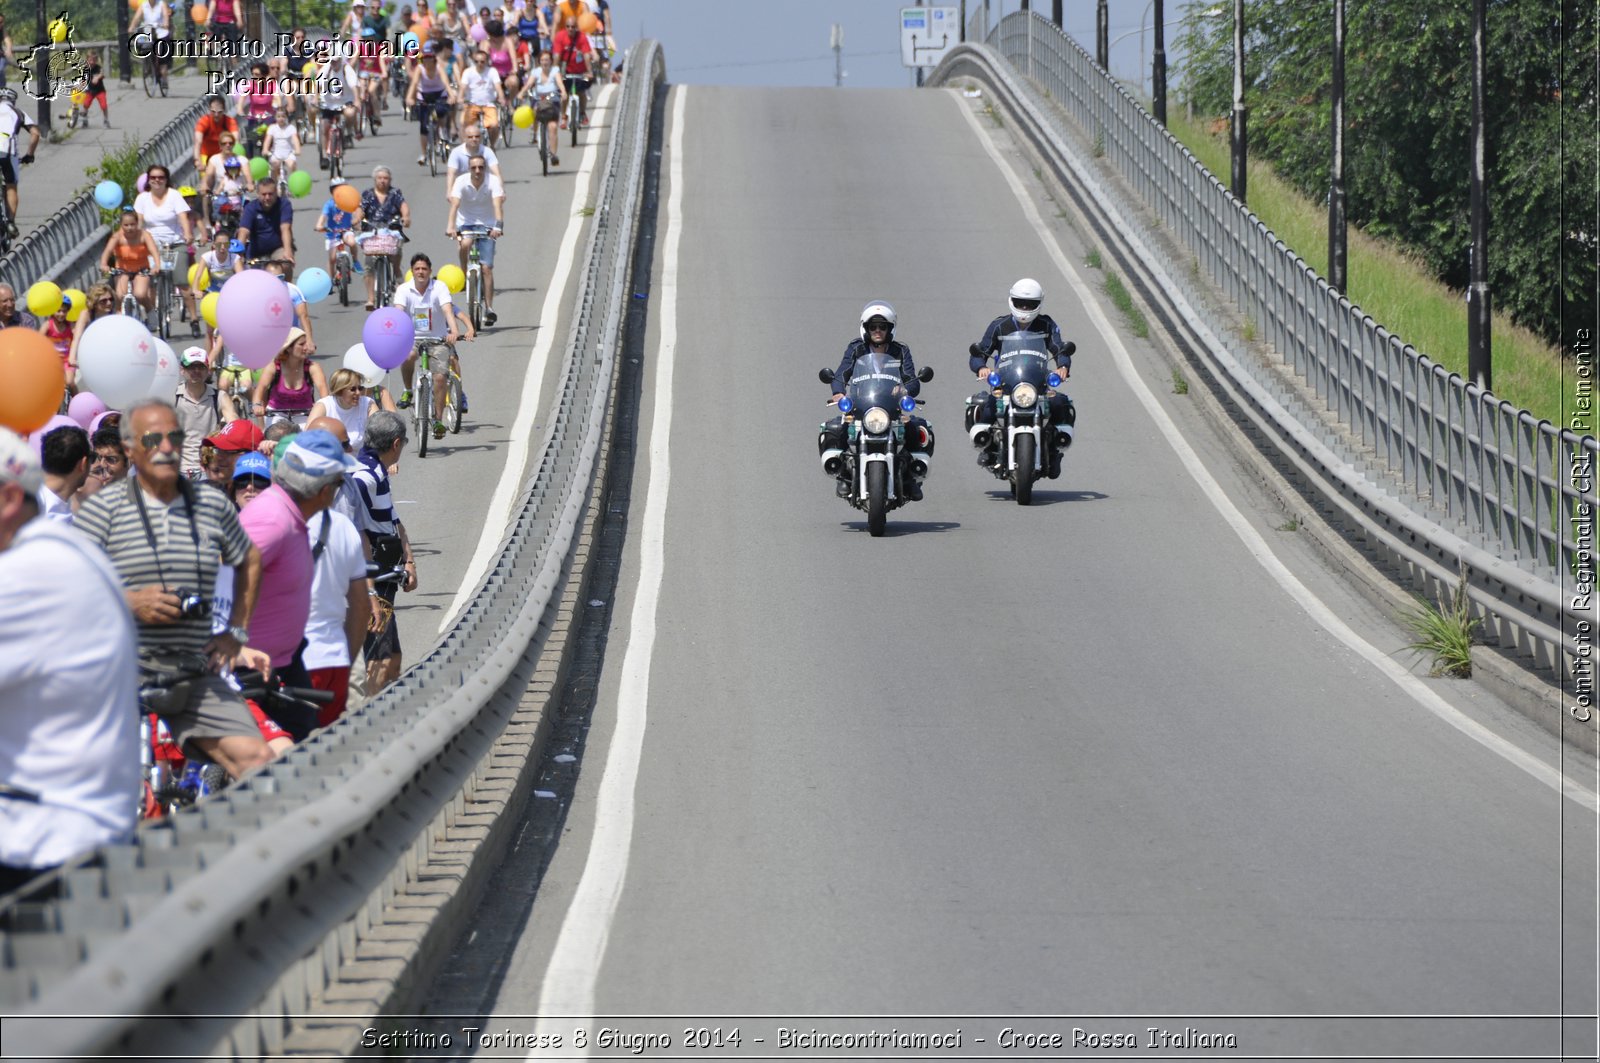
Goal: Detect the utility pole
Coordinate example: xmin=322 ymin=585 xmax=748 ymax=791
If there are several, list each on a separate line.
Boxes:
xmin=830 ymin=23 xmax=843 ymax=87
xmin=1328 ymin=0 xmax=1347 ymax=293
xmin=116 ymin=0 xmax=132 ymax=82
xmin=1230 ymin=0 xmax=1247 ymax=201
xmin=1466 ymin=0 xmax=1491 ymax=389
xmin=1096 ymin=0 xmax=1108 ymax=68
xmin=915 ymin=0 xmax=924 ymax=87
xmin=1051 ymin=0 xmax=1062 ymax=27
xmin=1152 ymin=0 xmax=1167 ymax=124
xmin=32 ymin=0 xmax=50 ymax=133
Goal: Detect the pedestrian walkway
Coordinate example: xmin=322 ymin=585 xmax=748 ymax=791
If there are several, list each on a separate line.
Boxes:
xmin=14 ymin=67 xmax=209 ymax=235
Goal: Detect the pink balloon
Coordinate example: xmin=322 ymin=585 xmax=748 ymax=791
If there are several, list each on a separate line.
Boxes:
xmin=216 ymin=270 xmax=295 ymax=369
xmin=27 ymin=414 xmax=80 ymax=458
xmin=89 ymin=410 xmax=119 ymax=436
xmin=469 ymin=22 xmax=487 ymax=40
xmin=136 ymin=173 xmax=149 ymax=193
xmin=67 ymin=391 xmax=107 ymax=428
xmin=362 ymin=308 xmax=415 ymax=369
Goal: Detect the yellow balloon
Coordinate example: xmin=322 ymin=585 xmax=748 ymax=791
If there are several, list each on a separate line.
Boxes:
xmin=512 ymin=104 xmax=535 ymax=130
xmin=436 ymin=264 xmax=465 ymax=293
xmin=189 ymin=264 xmax=211 ymax=290
xmin=61 ymin=288 xmax=86 ymax=322
xmin=302 ymin=61 xmax=318 ymax=76
xmin=403 ymin=269 xmax=413 ymax=284
xmin=200 ymin=291 xmax=220 ymax=329
xmin=47 ymin=18 xmax=69 ymax=43
xmin=26 ymin=281 xmax=63 ymax=318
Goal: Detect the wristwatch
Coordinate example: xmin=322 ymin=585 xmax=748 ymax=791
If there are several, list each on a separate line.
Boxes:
xmin=227 ymin=624 xmax=250 ymax=644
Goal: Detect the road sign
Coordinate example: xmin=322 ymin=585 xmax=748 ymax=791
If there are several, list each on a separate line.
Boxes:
xmin=901 ymin=6 xmax=959 ymax=68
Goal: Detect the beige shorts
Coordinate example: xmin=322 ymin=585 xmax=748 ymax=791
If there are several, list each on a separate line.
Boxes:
xmin=141 ymin=651 xmax=262 ymax=754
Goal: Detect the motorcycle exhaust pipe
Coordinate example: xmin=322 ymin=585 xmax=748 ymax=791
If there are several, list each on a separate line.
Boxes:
xmin=820 ymin=449 xmax=844 ymax=476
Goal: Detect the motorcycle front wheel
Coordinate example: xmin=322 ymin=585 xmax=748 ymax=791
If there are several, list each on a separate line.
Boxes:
xmin=866 ymin=462 xmax=887 ymax=537
xmin=1014 ymin=434 xmax=1035 ymax=506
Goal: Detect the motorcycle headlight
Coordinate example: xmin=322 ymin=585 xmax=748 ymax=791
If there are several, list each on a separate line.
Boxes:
xmin=1012 ymin=382 xmax=1038 ymax=408
xmin=863 ymin=407 xmax=891 ymax=434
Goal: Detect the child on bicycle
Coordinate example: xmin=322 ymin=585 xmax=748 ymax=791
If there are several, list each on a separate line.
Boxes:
xmin=262 ymin=108 xmax=300 ymax=187
xmin=316 ymin=179 xmax=363 ymax=281
xmin=99 ymin=207 xmax=159 ymax=317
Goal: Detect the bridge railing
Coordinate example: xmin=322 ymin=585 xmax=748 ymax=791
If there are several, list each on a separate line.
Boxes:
xmin=947 ymin=12 xmax=1594 ymax=681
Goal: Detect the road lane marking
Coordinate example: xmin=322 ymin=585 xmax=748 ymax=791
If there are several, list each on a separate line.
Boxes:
xmin=531 ymin=85 xmax=687 ymax=1039
xmin=439 ymin=83 xmax=618 ymax=633
xmin=952 ymin=91 xmax=1599 ymax=813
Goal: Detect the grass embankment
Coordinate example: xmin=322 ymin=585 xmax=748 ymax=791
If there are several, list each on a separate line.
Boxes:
xmin=1162 ymin=111 xmax=1570 ymax=428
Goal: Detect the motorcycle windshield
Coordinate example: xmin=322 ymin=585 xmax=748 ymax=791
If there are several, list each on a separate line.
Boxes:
xmin=995 ymin=332 xmax=1051 ymax=391
xmin=846 ymin=351 xmax=902 ymax=424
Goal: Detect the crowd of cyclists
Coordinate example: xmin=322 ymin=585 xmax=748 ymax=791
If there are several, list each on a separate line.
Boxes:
xmin=0 ymin=0 xmax=620 ymax=896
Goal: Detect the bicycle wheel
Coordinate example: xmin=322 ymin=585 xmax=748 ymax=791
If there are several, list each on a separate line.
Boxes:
xmin=337 ymin=256 xmax=350 ymax=306
xmin=157 ymin=276 xmax=172 ymax=339
xmin=413 ymin=369 xmax=431 ymax=457
xmin=141 ymin=58 xmax=154 ymax=97
xmin=467 ymin=269 xmax=482 ymax=332
xmin=569 ymin=97 xmax=579 ymax=148
xmin=428 ymin=132 xmax=439 ymax=177
xmin=539 ymin=122 xmax=549 ymax=176
xmin=499 ymin=105 xmax=513 ymax=147
xmin=446 ymin=368 xmax=462 ymax=433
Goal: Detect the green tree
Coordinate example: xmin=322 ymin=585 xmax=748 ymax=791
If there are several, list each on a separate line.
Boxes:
xmin=1177 ymin=0 xmax=1596 ymax=352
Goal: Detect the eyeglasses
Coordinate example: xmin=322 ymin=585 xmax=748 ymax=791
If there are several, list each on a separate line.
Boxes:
xmin=148 ymin=174 xmax=168 ymax=182
xmin=866 ymin=320 xmax=890 ymax=332
xmin=89 ymin=455 xmax=124 ymax=471
xmin=1012 ymin=298 xmax=1040 ymax=311
xmin=235 ymin=476 xmax=270 ymax=490
xmin=138 ymin=429 xmax=186 ymax=449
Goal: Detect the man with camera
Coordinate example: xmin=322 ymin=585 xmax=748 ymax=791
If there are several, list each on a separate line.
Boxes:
xmin=75 ymin=400 xmax=277 ymax=782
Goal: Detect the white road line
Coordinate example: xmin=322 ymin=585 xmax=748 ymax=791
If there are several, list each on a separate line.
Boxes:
xmin=438 ymin=83 xmax=618 ymax=633
xmin=952 ymin=92 xmax=1599 ymax=813
xmin=530 ymin=85 xmax=687 ymax=1043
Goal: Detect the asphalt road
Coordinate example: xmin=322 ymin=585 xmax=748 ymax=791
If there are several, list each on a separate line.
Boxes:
xmin=423 ymin=84 xmax=1598 ymax=1059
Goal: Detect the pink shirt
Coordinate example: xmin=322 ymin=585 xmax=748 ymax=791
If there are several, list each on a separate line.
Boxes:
xmin=239 ymin=484 xmax=311 ymax=668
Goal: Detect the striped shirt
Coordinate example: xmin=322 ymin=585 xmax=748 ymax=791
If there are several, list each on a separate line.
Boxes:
xmin=75 ymin=477 xmax=254 ymax=655
xmin=352 ymin=447 xmax=397 ymax=539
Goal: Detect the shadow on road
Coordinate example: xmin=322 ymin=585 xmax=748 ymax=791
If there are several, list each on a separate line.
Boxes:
xmin=840 ymin=519 xmax=962 ymax=536
xmin=983 ymin=487 xmax=1108 ymax=506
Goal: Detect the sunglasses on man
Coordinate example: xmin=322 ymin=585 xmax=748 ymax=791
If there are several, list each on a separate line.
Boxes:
xmin=138 ymin=430 xmax=186 ymax=449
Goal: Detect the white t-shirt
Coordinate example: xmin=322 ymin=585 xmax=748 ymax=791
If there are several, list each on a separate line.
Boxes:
xmin=393 ymin=279 xmax=455 ymax=340
xmin=137 ymin=0 xmax=172 ymax=38
xmin=302 ymin=510 xmax=367 ymax=670
xmin=312 ymin=393 xmax=376 ymax=453
xmin=446 ymin=142 xmax=499 ymax=179
xmin=0 ymin=520 xmax=138 ymax=868
xmin=133 ymin=189 xmax=191 ymax=246
xmin=450 ymin=172 xmax=504 ymax=230
xmin=0 ymin=103 xmax=36 ymax=159
xmin=318 ymin=62 xmax=358 ymax=108
xmin=460 ymin=65 xmax=502 ymax=106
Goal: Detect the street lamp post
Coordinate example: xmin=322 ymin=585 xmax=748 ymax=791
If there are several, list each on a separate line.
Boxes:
xmin=1467 ymin=0 xmax=1491 ymax=389
xmin=32 ymin=0 xmax=50 ymax=133
xmin=1328 ymin=0 xmax=1347 ymax=293
xmin=1231 ymin=0 xmax=1247 ymax=201
xmin=1152 ymin=0 xmax=1167 ymax=124
xmin=1097 ymin=0 xmax=1108 ymax=69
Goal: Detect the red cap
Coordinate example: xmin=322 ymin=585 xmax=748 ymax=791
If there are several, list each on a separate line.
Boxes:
xmin=204 ymin=419 xmax=264 ymax=452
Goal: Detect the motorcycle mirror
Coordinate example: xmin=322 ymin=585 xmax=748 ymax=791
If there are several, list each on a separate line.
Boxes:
xmin=1063 ymin=341 xmax=1077 ymax=357
xmin=968 ymin=342 xmax=983 ymax=358
xmin=918 ymin=366 xmax=934 ymax=382
xmin=818 ymin=368 xmax=835 ymax=384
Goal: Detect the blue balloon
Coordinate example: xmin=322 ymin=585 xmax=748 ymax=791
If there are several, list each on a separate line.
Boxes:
xmin=296 ymin=267 xmax=333 ymax=304
xmin=93 ymin=180 xmax=124 ymax=210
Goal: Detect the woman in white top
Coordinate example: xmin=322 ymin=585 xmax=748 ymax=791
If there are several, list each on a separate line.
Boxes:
xmin=311 ymin=368 xmax=377 ymax=452
xmin=262 ymin=108 xmax=300 ymax=185
xmin=134 ymin=0 xmax=172 ymax=89
xmin=132 ymin=164 xmax=198 ymax=326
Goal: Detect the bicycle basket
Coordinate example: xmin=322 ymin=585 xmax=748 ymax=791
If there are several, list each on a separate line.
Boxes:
xmin=361 ymin=232 xmax=400 ymax=255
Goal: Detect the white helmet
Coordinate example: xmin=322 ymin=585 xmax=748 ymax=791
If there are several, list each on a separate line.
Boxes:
xmin=1009 ymin=277 xmax=1043 ymax=326
xmin=859 ymin=301 xmax=897 ymax=342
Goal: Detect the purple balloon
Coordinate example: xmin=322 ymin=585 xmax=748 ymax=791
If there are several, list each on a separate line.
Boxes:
xmin=136 ymin=173 xmax=149 ymax=193
xmin=469 ymin=22 xmax=487 ymax=40
xmin=89 ymin=410 xmax=119 ymax=436
xmin=216 ymin=269 xmax=296 ymax=369
xmin=67 ymin=391 xmax=108 ymax=429
xmin=26 ymin=414 xmax=80 ymax=458
xmin=362 ymin=308 xmax=416 ymax=370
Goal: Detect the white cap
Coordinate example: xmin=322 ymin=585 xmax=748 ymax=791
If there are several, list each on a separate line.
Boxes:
xmin=0 ymin=427 xmax=43 ymax=494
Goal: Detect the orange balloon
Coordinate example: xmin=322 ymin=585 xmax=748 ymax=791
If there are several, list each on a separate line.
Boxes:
xmin=129 ymin=0 xmax=143 ymax=9
xmin=191 ymin=2 xmax=208 ymax=22
xmin=333 ymin=183 xmax=360 ymax=213
xmin=0 ymin=328 xmax=67 ymax=435
xmin=577 ymin=11 xmax=599 ymax=33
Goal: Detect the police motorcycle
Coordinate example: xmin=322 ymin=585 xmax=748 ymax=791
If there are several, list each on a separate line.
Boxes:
xmin=967 ymin=334 xmax=1075 ymax=505
xmin=818 ymin=353 xmax=935 ymax=537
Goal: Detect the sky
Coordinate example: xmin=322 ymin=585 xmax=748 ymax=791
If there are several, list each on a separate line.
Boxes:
xmin=631 ymin=0 xmax=1205 ymax=93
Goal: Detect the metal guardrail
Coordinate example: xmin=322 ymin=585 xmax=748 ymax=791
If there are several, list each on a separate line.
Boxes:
xmin=944 ymin=13 xmax=1594 ymax=679
xmin=0 ymin=11 xmax=282 ymax=295
xmin=0 ymin=39 xmax=665 ymax=1059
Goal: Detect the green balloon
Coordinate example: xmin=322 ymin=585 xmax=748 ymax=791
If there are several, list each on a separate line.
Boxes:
xmin=287 ymin=169 xmax=313 ymax=198
xmin=435 ymin=0 xmax=446 ymax=11
xmin=232 ymin=143 xmax=247 ymax=156
xmin=249 ymin=156 xmax=270 ymax=181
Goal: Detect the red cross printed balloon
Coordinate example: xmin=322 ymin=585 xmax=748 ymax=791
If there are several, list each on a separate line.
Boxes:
xmin=363 ymin=308 xmax=415 ymax=370
xmin=216 ymin=269 xmax=295 ymax=370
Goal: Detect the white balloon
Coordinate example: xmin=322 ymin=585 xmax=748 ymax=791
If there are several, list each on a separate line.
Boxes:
xmin=342 ymin=342 xmax=385 ymax=388
xmin=148 ymin=338 xmax=181 ymax=399
xmin=77 ymin=316 xmax=160 ymax=409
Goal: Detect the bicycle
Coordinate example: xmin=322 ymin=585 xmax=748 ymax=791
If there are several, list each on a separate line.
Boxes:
xmin=359 ymin=223 xmax=405 ymax=307
xmin=136 ymin=656 xmax=228 ymax=820
xmin=323 ymin=116 xmax=346 ymax=181
xmin=497 ymin=98 xmax=514 ymax=148
xmin=333 ymin=239 xmax=354 ymax=306
xmin=565 ymin=75 xmax=583 ymax=149
xmin=457 ymin=224 xmax=494 ymax=332
xmin=410 ymin=337 xmax=462 ymax=454
xmin=108 ymin=268 xmax=151 ymax=320
xmin=137 ymin=34 xmax=169 ymax=97
xmin=426 ymin=111 xmax=454 ymax=178
xmin=152 ymin=241 xmax=183 ymax=339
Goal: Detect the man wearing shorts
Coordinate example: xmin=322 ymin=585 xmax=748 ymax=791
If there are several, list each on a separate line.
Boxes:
xmin=351 ymin=411 xmax=414 ymax=695
xmin=0 ymin=88 xmax=38 ymax=237
xmin=446 ymin=155 xmax=503 ymax=324
xmin=74 ymin=399 xmax=276 ymax=781
xmin=456 ymin=50 xmax=506 ymax=149
xmin=392 ymin=252 xmax=473 ymax=438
